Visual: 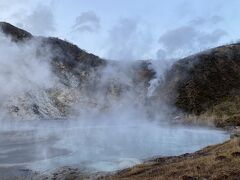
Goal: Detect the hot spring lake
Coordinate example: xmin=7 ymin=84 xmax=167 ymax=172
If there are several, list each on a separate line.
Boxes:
xmin=0 ymin=119 xmax=229 ymax=173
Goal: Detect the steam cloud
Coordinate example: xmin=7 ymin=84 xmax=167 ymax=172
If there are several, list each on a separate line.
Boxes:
xmin=22 ymin=4 xmax=55 ymax=35
xmin=0 ymin=1 xmax=55 ymax=36
xmin=106 ymin=18 xmax=153 ymax=60
xmin=72 ymin=11 xmax=101 ymax=33
xmin=0 ymin=22 xmax=229 ymax=174
xmin=0 ymin=32 xmax=55 ymax=98
xmin=157 ymin=15 xmax=227 ymax=59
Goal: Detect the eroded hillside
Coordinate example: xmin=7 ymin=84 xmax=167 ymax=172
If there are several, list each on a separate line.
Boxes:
xmin=2 ymin=22 xmax=240 ymax=127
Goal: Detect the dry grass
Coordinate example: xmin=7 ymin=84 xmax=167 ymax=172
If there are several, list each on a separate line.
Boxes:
xmin=101 ymin=138 xmax=240 ymax=180
xmin=180 ymin=95 xmax=240 ymax=128
xmin=97 ymin=96 xmax=240 ymax=180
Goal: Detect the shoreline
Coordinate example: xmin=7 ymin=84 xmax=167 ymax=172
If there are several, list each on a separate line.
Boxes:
xmin=0 ymin=125 xmax=238 ymax=180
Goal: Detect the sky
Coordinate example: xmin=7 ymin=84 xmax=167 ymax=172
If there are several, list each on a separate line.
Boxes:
xmin=0 ymin=0 xmax=240 ymax=60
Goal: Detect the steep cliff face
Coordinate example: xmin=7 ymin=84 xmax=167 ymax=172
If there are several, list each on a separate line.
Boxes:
xmin=1 ymin=22 xmax=107 ymax=88
xmin=2 ymin=22 xmax=240 ymax=123
xmin=159 ymin=44 xmax=240 ymax=119
xmin=148 ymin=43 xmax=240 ymax=126
xmin=176 ymin=45 xmax=240 ymax=114
xmin=0 ymin=22 xmax=155 ymax=120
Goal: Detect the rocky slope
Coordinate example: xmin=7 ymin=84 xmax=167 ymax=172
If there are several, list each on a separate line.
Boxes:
xmin=1 ymin=22 xmax=240 ymax=179
xmin=146 ymin=43 xmax=240 ymax=127
xmin=0 ymin=22 xmax=32 ymax=41
xmin=164 ymin=44 xmax=240 ymax=114
xmin=0 ymin=22 xmax=155 ymax=120
xmin=3 ymin=22 xmax=240 ymax=126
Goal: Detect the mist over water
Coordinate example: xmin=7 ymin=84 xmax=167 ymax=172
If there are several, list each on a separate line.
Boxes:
xmin=0 ymin=29 xmax=229 ymax=173
xmin=0 ymin=118 xmax=229 ymax=172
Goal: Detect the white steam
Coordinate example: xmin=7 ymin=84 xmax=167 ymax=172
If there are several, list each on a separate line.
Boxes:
xmin=0 ymin=29 xmax=229 ymax=175
xmin=72 ymin=11 xmax=101 ymax=33
xmin=157 ymin=15 xmax=227 ymax=59
xmin=0 ymin=32 xmax=55 ymax=98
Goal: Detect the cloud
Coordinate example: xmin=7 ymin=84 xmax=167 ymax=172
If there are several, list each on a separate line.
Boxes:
xmin=159 ymin=26 xmax=198 ymax=54
xmin=0 ymin=1 xmax=55 ymax=36
xmin=0 ymin=0 xmax=27 ymax=11
xmin=22 ymin=4 xmax=55 ymax=35
xmin=157 ymin=15 xmax=227 ymax=59
xmin=198 ymin=29 xmax=227 ymax=45
xmin=0 ymin=0 xmax=55 ymax=35
xmin=73 ymin=11 xmax=100 ymax=33
xmin=156 ymin=49 xmax=167 ymax=60
xmin=106 ymin=18 xmax=153 ymax=60
xmin=189 ymin=15 xmax=224 ymax=26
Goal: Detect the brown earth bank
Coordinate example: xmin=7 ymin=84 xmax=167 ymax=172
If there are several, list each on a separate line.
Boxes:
xmin=32 ymin=135 xmax=239 ymax=180
xmin=1 ymin=136 xmax=239 ymax=180
xmin=101 ymin=137 xmax=240 ymax=180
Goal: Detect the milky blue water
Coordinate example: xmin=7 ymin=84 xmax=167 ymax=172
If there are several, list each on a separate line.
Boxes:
xmin=0 ymin=120 xmax=229 ymax=172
